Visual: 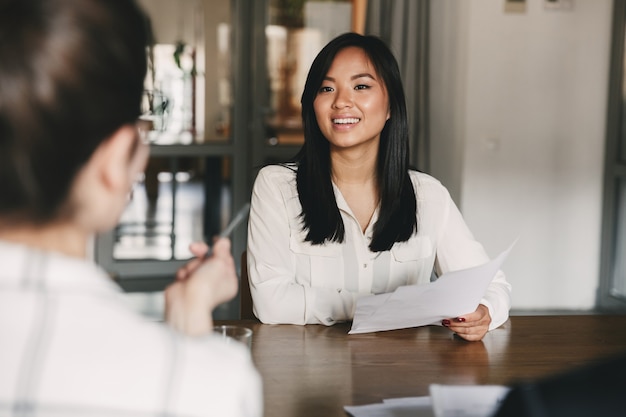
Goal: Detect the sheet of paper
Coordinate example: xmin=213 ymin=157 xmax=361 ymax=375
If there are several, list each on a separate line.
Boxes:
xmin=349 ymin=242 xmax=514 ymax=334
xmin=343 ymin=385 xmax=510 ymax=417
xmin=429 ymin=384 xmax=510 ymax=417
xmin=344 ymin=396 xmax=434 ymax=417
xmin=383 ymin=397 xmax=432 ymax=406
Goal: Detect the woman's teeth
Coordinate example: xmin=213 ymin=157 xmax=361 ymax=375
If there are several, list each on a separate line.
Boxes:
xmin=333 ymin=118 xmax=360 ymax=124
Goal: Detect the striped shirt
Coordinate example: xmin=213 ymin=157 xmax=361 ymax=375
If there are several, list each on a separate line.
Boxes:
xmin=0 ymin=240 xmax=262 ymax=417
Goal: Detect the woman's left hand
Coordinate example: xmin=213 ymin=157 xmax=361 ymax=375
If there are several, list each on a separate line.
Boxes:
xmin=442 ymin=304 xmax=491 ymax=341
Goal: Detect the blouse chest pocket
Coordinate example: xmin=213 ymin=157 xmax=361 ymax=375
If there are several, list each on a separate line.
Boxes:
xmin=390 ymin=236 xmax=435 ymax=286
xmin=289 ymin=235 xmax=343 ymax=289
xmin=289 ymin=236 xmax=342 ymax=257
xmin=391 ymin=236 xmax=433 ymax=261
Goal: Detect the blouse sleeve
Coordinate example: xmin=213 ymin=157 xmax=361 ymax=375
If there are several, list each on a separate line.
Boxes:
xmin=433 ymin=184 xmax=512 ymax=330
xmin=246 ymin=166 xmax=356 ymax=325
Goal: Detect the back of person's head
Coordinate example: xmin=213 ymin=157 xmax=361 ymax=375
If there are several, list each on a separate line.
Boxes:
xmin=0 ymin=0 xmax=149 ymax=224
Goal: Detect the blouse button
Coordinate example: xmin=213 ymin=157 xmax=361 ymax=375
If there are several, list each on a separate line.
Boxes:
xmin=363 ymin=263 xmax=368 ymax=268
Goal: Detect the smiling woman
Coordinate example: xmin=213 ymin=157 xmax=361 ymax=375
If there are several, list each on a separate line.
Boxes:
xmin=312 ymin=47 xmax=391 ymax=233
xmin=246 ymin=32 xmax=512 ymax=342
xmin=313 ymin=46 xmax=390 ymax=156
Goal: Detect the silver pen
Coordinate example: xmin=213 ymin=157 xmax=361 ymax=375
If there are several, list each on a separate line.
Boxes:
xmin=204 ymin=203 xmax=251 ymax=259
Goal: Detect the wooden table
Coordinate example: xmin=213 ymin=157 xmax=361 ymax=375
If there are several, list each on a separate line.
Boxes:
xmin=224 ymin=315 xmax=626 ymax=417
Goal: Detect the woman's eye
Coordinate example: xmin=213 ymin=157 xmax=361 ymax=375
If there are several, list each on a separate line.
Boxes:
xmin=355 ymin=84 xmax=370 ymax=90
xmin=318 ymin=86 xmax=333 ymax=93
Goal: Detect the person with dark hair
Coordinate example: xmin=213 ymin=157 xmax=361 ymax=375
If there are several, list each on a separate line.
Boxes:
xmin=0 ymin=0 xmax=261 ymax=415
xmin=247 ymin=32 xmax=511 ymax=341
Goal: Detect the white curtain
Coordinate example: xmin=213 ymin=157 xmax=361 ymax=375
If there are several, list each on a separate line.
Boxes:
xmin=365 ymin=0 xmax=430 ymax=172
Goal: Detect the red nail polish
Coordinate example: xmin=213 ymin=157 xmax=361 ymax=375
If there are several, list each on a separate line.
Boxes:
xmin=442 ymin=319 xmax=451 ymax=326
xmin=457 ymin=317 xmax=466 ymax=323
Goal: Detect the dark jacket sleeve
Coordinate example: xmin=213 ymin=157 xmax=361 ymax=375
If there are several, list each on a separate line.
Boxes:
xmin=494 ymin=353 xmax=626 ymax=417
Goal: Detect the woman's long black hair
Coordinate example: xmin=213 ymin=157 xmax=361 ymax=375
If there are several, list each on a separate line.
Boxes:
xmin=294 ymin=32 xmax=417 ymax=252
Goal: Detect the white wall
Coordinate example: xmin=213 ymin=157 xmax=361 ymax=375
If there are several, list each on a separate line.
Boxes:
xmin=430 ymin=0 xmax=613 ymax=310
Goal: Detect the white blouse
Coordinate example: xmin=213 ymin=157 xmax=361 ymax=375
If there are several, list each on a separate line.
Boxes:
xmin=247 ymin=164 xmax=511 ymax=330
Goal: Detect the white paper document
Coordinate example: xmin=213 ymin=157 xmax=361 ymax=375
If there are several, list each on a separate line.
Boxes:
xmin=344 ymin=396 xmax=434 ymax=417
xmin=429 ymin=384 xmax=510 ymax=417
xmin=349 ymin=243 xmax=514 ymax=334
xmin=343 ymin=385 xmax=510 ymax=417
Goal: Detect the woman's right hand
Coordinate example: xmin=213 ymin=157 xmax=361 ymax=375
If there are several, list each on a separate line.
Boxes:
xmin=164 ymin=238 xmax=238 ymax=336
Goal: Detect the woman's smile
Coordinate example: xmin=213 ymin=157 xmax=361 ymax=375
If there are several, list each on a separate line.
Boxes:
xmin=333 ymin=117 xmax=361 ymax=124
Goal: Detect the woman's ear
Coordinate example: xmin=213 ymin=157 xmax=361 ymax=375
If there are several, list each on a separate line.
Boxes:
xmin=98 ymin=124 xmax=148 ymax=194
xmin=70 ymin=124 xmax=148 ymax=233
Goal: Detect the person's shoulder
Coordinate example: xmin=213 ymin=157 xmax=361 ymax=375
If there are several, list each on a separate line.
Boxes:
xmin=180 ymin=334 xmax=256 ymax=375
xmin=175 ymin=335 xmax=262 ymax=407
xmin=407 ymin=169 xmax=454 ymax=201
xmin=408 ymin=169 xmax=436 ymax=182
xmin=144 ymin=330 xmax=261 ymax=415
xmin=255 ymin=163 xmax=297 ymax=186
xmin=408 ymin=169 xmax=444 ymax=188
xmin=257 ymin=163 xmax=296 ymax=179
xmin=132 ymin=323 xmax=259 ymax=390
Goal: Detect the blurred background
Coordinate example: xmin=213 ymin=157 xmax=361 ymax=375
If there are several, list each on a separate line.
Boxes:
xmin=93 ymin=0 xmax=626 ymax=320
